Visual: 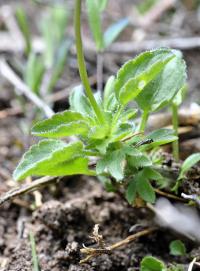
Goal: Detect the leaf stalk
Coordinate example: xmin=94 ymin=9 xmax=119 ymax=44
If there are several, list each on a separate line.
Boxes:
xmin=74 ymin=0 xmax=104 ymax=124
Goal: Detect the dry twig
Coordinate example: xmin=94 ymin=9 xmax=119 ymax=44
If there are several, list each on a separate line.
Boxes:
xmin=0 ymin=176 xmax=57 ymax=206
xmin=80 ymin=226 xmax=155 ymax=264
xmin=0 ymin=59 xmax=54 ymax=118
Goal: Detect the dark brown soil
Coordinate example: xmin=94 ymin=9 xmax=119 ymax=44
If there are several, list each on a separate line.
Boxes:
xmin=1 ymin=176 xmax=198 ymax=271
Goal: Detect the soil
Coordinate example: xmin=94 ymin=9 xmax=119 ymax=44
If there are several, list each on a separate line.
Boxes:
xmin=0 ymin=0 xmax=200 ymax=270
xmin=1 ymin=174 xmax=199 ymax=271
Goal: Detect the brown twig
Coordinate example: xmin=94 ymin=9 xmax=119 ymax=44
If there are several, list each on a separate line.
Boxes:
xmin=80 ymin=227 xmax=155 ymax=264
xmin=154 ymin=188 xmax=186 ymax=202
xmin=0 ymin=176 xmax=57 ymax=206
xmin=0 ymin=107 xmax=23 ymax=119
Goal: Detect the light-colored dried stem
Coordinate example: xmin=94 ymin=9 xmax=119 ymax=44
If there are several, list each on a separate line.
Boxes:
xmin=0 ymin=176 xmax=56 ymax=206
xmin=0 ymin=59 xmax=54 ymax=118
xmin=80 ymin=228 xmax=155 ymax=264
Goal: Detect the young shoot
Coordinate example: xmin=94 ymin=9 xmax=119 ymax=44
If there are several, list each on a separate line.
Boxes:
xmin=13 ymin=0 xmax=187 ymax=207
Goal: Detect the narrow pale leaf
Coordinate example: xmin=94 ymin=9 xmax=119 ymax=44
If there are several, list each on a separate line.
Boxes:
xmin=104 ymin=18 xmax=129 ymax=49
xmin=178 ymin=153 xmax=200 ymax=180
xmin=86 ymin=0 xmax=104 ymax=50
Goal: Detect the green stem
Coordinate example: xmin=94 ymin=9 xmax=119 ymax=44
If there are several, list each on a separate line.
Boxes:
xmin=139 ymin=110 xmax=149 ymax=132
xmin=74 ymin=0 xmax=104 ymax=124
xmin=29 ymin=231 xmax=40 ymax=271
xmin=172 ymin=103 xmax=179 ymax=161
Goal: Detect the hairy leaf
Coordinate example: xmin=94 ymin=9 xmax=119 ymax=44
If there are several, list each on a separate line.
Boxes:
xmin=69 ymin=86 xmax=94 ymax=117
xmin=13 ymin=140 xmax=92 ymax=181
xmin=178 ymin=153 xmax=200 ymax=180
xmin=136 ymin=50 xmax=186 ymax=112
xmin=115 ymin=48 xmax=175 ymax=105
xmin=96 ymin=149 xmax=125 ymax=181
xmin=32 ymin=110 xmax=90 ymax=137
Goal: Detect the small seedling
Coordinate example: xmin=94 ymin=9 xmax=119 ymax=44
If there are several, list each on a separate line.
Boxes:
xmin=140 ymin=256 xmax=184 ymax=271
xmin=173 ymin=152 xmax=200 ymax=192
xmin=16 ymin=4 xmax=70 ymax=100
xmin=13 ymin=0 xmax=187 ymax=208
xmin=86 ymin=0 xmax=129 ymax=90
xmin=169 ymin=240 xmax=186 ymax=256
xmin=29 ymin=231 xmax=40 ymax=271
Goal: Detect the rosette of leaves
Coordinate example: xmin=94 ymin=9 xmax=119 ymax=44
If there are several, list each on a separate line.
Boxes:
xmin=13 ymin=48 xmax=186 ymax=204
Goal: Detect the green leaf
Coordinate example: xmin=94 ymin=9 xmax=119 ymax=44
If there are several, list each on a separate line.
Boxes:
xmin=136 ymin=170 xmax=155 ymax=203
xmin=31 ymin=110 xmax=90 ymax=138
xmin=69 ymin=86 xmax=94 ymax=117
xmin=47 ymin=40 xmax=71 ymax=93
xmin=96 ymin=149 xmax=125 ymax=181
xmin=104 ymin=18 xmax=129 ymax=49
xmin=144 ymin=128 xmax=177 ymax=149
xmin=86 ymin=0 xmax=104 ymax=50
xmin=111 ymin=123 xmax=135 ymax=142
xmin=178 ymin=153 xmax=200 ymax=180
xmin=172 ymin=84 xmax=187 ymax=107
xmin=24 ymin=52 xmax=45 ymax=94
xmin=103 ymin=76 xmax=119 ymax=111
xmin=128 ymin=153 xmax=152 ymax=168
xmin=126 ymin=179 xmax=137 ymax=204
xmin=142 ymin=167 xmax=163 ymax=181
xmin=89 ymin=124 xmax=109 ymax=139
xmin=119 ymin=108 xmax=138 ymax=123
xmin=40 ymin=4 xmax=68 ymax=68
xmin=169 ymin=240 xmax=186 ymax=256
xmin=115 ymin=48 xmax=175 ymax=105
xmin=97 ymin=0 xmax=108 ymax=11
xmin=16 ymin=6 xmax=31 ymax=55
xmin=136 ymin=50 xmax=186 ymax=112
xmin=141 ymin=256 xmax=166 ymax=271
xmin=13 ymin=140 xmax=93 ymax=181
